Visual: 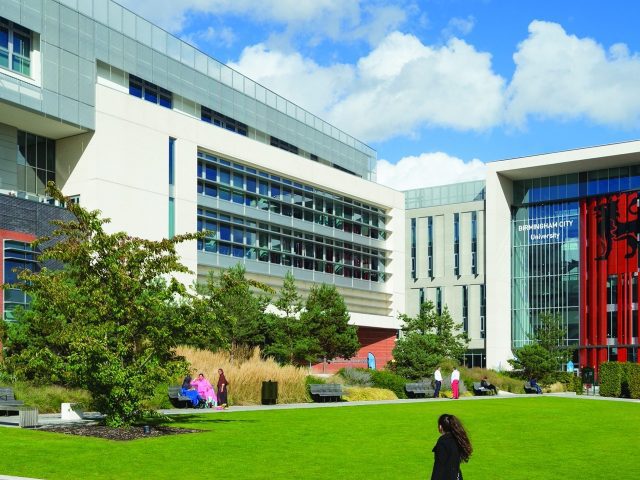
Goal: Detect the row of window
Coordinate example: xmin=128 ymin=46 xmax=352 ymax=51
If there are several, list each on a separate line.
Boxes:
xmin=197 ymin=208 xmax=387 ymax=282
xmin=0 ymin=18 xmax=30 ymax=77
xmin=411 ymin=213 xmax=480 ymax=278
xmin=3 ymin=240 xmax=37 ymax=322
xmin=127 ymin=74 xmax=351 ymax=175
xmin=197 ymin=153 xmax=388 ymax=239
xmin=201 ymin=106 xmax=248 ymax=136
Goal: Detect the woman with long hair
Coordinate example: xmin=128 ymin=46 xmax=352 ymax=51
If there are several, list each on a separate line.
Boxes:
xmin=217 ymin=368 xmax=229 ymax=409
xmin=431 ymin=414 xmax=472 ymax=480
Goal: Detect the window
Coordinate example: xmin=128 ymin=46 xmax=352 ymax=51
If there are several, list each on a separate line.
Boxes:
xmin=462 ymin=285 xmax=468 ymax=332
xmin=3 ymin=240 xmax=39 ymax=321
xmin=453 ymin=213 xmax=460 ymax=275
xmin=410 ymin=218 xmax=417 ymax=279
xmin=270 ymin=136 xmax=299 ymax=154
xmin=201 ymin=106 xmax=248 ymax=136
xmin=129 ymin=74 xmax=172 ymax=108
xmin=427 ymin=216 xmax=433 ymax=277
xmin=480 ymin=284 xmax=486 ymax=338
xmin=16 ymin=131 xmax=55 ymax=196
xmin=471 ymin=211 xmax=478 ymax=275
xmin=436 ymin=287 xmax=443 ymax=316
xmin=0 ymin=18 xmax=31 ymax=76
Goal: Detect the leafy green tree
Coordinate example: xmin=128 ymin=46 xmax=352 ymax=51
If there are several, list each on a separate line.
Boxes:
xmin=300 ymin=283 xmax=360 ymax=362
xmin=508 ymin=344 xmax=558 ymax=381
xmin=508 ymin=312 xmax=574 ymax=383
xmin=392 ymin=302 xmax=469 ymax=379
xmin=195 ymin=264 xmax=273 ymax=348
xmin=2 ymin=183 xmax=209 ymax=426
xmin=263 ymin=272 xmax=316 ymax=364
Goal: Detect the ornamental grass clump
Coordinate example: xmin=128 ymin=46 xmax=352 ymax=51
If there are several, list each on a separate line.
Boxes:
xmin=343 ymin=386 xmax=397 ymax=401
xmin=177 ymin=346 xmax=309 ymax=405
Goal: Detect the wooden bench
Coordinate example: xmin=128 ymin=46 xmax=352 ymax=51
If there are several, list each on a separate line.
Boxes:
xmin=309 ymin=384 xmax=343 ymax=402
xmin=473 ymin=382 xmax=492 ymax=395
xmin=0 ymin=387 xmax=24 ymax=416
xmin=168 ymin=386 xmax=195 ymax=408
xmin=523 ymin=382 xmax=540 ymax=394
xmin=405 ymin=382 xmax=434 ymax=398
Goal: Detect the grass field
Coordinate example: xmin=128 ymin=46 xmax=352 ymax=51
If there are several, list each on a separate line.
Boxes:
xmin=0 ymin=397 xmax=637 ymax=479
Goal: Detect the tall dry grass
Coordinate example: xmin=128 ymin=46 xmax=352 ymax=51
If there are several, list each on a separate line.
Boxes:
xmin=176 ymin=346 xmax=310 ymax=405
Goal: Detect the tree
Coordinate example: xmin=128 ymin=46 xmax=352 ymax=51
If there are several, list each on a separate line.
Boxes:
xmin=195 ymin=264 xmax=272 ymax=348
xmin=2 ymin=183 xmax=210 ymax=426
xmin=508 ymin=312 xmax=574 ymax=382
xmin=392 ymin=302 xmax=469 ymax=379
xmin=508 ymin=344 xmax=557 ymax=380
xmin=300 ymin=283 xmax=360 ymax=362
xmin=263 ymin=272 xmax=316 ymax=364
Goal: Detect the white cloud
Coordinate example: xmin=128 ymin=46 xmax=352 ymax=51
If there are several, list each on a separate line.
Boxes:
xmin=228 ymin=45 xmax=354 ymax=117
xmin=118 ymin=0 xmax=403 ymax=45
xmin=181 ymin=26 xmax=236 ymax=49
xmin=376 ymin=152 xmax=486 ymax=191
xmin=231 ymin=32 xmax=505 ymax=142
xmin=442 ymin=16 xmax=475 ymax=38
xmin=506 ymin=21 xmax=640 ymax=127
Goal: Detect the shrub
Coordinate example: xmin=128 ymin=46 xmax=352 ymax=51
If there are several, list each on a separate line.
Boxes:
xmin=306 ymin=375 xmax=326 ymax=385
xmin=338 ymin=368 xmax=372 ymax=387
xmin=570 ymin=375 xmax=583 ymax=395
xmin=11 ymin=382 xmax=93 ymax=414
xmin=177 ymin=346 xmax=309 ymax=405
xmin=343 ymin=387 xmax=397 ymax=401
xmin=627 ymin=363 xmax=640 ymax=399
xmin=599 ymin=362 xmax=623 ymax=397
xmin=370 ymin=369 xmax=408 ymax=399
xmin=461 ymin=367 xmax=525 ymax=393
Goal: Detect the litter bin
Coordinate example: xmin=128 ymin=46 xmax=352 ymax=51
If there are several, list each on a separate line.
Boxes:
xmin=19 ymin=407 xmax=38 ymax=428
xmin=261 ymin=381 xmax=278 ymax=405
xmin=581 ymin=367 xmax=594 ymax=385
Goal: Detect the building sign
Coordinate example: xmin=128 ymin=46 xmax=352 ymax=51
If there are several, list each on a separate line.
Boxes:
xmin=518 ymin=219 xmax=576 ymax=243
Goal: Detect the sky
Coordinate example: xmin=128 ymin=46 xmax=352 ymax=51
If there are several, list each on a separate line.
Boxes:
xmin=118 ymin=0 xmax=640 ymax=191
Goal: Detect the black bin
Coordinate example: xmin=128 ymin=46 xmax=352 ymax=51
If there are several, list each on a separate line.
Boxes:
xmin=261 ymin=380 xmax=278 ymax=405
xmin=582 ymin=367 xmax=595 ymax=385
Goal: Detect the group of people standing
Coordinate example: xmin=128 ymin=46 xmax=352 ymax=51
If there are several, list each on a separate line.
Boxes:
xmin=432 ymin=367 xmax=461 ymax=399
xmin=180 ymin=369 xmax=229 ymax=409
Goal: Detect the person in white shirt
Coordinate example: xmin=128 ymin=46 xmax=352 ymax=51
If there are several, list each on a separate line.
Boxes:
xmin=433 ymin=367 xmax=443 ymax=398
xmin=451 ymin=367 xmax=460 ymax=399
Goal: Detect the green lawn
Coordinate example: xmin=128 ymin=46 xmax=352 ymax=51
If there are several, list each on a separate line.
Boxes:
xmin=1 ymin=397 xmax=637 ymax=479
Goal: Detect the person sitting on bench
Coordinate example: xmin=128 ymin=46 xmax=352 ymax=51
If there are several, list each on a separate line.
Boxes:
xmin=181 ymin=375 xmax=205 ymax=407
xmin=480 ymin=376 xmax=498 ymax=395
xmin=529 ymin=377 xmax=542 ymax=394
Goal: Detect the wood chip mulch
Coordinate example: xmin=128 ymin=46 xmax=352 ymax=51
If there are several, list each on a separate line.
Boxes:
xmin=39 ymin=424 xmax=203 ymax=441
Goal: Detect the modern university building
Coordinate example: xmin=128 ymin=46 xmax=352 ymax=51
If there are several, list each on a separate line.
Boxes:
xmin=1 ymin=0 xmax=640 ymax=375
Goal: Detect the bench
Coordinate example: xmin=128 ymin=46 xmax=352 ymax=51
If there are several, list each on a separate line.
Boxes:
xmin=168 ymin=386 xmax=195 ymax=408
xmin=473 ymin=382 xmax=492 ymax=396
xmin=309 ymin=384 xmax=343 ymax=402
xmin=405 ymin=382 xmax=434 ymax=398
xmin=523 ymin=382 xmax=540 ymax=394
xmin=0 ymin=387 xmax=24 ymax=416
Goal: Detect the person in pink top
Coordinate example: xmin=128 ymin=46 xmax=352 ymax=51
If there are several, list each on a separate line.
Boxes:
xmin=191 ymin=373 xmax=217 ymax=408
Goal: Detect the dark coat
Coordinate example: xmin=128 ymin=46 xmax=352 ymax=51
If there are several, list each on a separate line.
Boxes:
xmin=431 ymin=433 xmax=462 ymax=480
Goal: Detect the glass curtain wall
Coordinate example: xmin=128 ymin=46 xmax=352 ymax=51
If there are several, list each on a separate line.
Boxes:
xmin=512 ymin=202 xmax=580 ymax=348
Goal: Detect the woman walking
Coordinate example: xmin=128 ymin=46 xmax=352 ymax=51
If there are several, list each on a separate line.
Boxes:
xmin=431 ymin=414 xmax=472 ymax=480
xmin=217 ymin=368 xmax=229 ymax=408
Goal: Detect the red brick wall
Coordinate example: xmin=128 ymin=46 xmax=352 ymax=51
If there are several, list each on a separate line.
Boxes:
xmin=311 ymin=326 xmax=397 ymax=374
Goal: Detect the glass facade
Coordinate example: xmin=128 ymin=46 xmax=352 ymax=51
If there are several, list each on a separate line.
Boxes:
xmin=16 ymin=131 xmax=55 ymax=196
xmin=3 ymin=240 xmax=38 ymax=321
xmin=197 ymin=208 xmax=386 ymax=283
xmin=197 ymin=151 xmax=388 ymax=240
xmin=410 ymin=218 xmax=416 ymax=279
xmin=405 ymin=180 xmax=485 ymax=209
xmin=512 ymin=199 xmax=580 ymax=348
xmin=513 ymin=166 xmax=640 ymax=206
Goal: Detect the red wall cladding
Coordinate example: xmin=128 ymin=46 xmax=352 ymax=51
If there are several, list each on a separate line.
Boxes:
xmin=581 ymin=192 xmax=640 ymax=370
xmin=311 ymin=326 xmax=397 ymax=374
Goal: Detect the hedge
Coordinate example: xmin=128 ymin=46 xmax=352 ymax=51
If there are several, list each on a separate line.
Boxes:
xmin=627 ymin=363 xmax=640 ymax=399
xmin=598 ymin=362 xmax=622 ymax=397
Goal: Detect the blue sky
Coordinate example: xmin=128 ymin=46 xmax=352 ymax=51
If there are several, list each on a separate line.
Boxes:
xmin=119 ymin=0 xmax=640 ymax=190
